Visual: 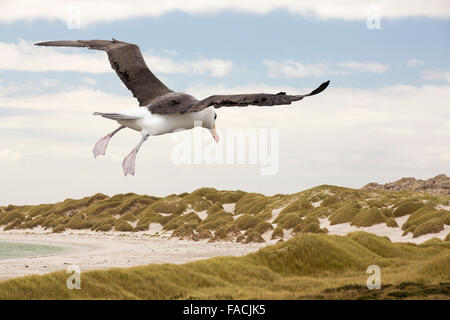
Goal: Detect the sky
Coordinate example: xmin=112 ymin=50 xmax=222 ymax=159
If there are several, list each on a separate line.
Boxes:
xmin=0 ymin=0 xmax=449 ymax=205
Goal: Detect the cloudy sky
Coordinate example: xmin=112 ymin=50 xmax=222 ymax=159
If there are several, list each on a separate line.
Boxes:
xmin=1 ymin=0 xmax=449 ymax=205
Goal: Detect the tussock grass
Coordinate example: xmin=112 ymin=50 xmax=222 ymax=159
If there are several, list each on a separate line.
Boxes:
xmin=413 ymin=218 xmax=444 ymax=238
xmin=280 ymin=199 xmax=313 ymax=214
xmin=0 ymin=232 xmax=448 ymax=299
xmin=1 ymin=187 xmax=448 ymax=246
xmin=329 ymin=202 xmax=361 ymax=225
xmin=197 ymin=210 xmax=233 ymax=231
xmin=386 ymin=218 xmax=398 ymax=228
xmin=394 ymin=201 xmax=425 ymax=217
xmin=271 ymin=226 xmax=284 ymax=239
xmin=233 ymin=214 xmax=263 ymax=230
xmin=164 ymin=212 xmax=201 ymax=231
xmin=351 ymin=208 xmax=387 ymax=227
xmin=274 ymin=212 xmax=303 ymax=229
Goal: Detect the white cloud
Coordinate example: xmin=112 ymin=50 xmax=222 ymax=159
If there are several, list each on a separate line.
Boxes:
xmin=144 ymin=55 xmax=232 ymax=77
xmin=406 ymin=58 xmax=424 ymax=68
xmin=337 ymin=61 xmax=388 ymax=74
xmin=0 ymin=39 xmax=232 ymax=77
xmin=0 ymin=148 xmax=22 ymax=165
xmin=263 ymin=59 xmax=388 ymax=77
xmin=263 ymin=60 xmax=329 ymax=78
xmin=39 ymin=78 xmax=59 ymax=87
xmin=1 ymin=0 xmax=449 ymax=26
xmin=82 ymin=78 xmax=96 ymax=86
xmin=422 ymin=69 xmax=450 ymax=83
xmin=0 ymin=39 xmax=110 ymax=73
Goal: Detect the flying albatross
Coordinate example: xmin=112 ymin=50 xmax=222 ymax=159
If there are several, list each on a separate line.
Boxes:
xmin=35 ymin=39 xmax=330 ymax=176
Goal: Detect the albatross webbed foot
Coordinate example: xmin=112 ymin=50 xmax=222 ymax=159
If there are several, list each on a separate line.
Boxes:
xmin=122 ymin=148 xmax=137 ymax=176
xmin=93 ymin=125 xmax=125 ymax=158
xmin=93 ymin=133 xmax=112 ymax=158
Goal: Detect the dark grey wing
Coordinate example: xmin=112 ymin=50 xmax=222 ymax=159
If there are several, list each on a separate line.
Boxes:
xmin=35 ymin=39 xmax=172 ymax=106
xmin=147 ymin=92 xmax=199 ymax=114
xmin=186 ymin=80 xmax=330 ymax=113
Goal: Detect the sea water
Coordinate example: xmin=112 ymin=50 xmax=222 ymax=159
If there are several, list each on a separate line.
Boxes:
xmin=0 ymin=241 xmax=66 ymax=260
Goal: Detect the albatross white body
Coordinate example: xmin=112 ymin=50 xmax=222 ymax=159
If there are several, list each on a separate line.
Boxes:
xmin=92 ymin=106 xmax=218 ymax=176
xmin=116 ymin=106 xmax=216 ymax=136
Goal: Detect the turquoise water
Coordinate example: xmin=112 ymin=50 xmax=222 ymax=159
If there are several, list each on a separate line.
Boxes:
xmin=0 ymin=241 xmax=67 ymax=260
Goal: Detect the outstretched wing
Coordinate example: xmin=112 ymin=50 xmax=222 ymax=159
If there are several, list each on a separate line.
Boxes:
xmin=35 ymin=39 xmax=172 ymax=106
xmin=185 ymin=80 xmax=330 ymax=113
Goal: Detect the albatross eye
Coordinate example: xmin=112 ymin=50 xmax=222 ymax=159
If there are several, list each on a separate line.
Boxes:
xmin=214 ymin=113 xmax=217 ymax=120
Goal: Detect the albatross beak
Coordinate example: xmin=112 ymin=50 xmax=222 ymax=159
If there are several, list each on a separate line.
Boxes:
xmin=210 ymin=125 xmax=219 ymax=143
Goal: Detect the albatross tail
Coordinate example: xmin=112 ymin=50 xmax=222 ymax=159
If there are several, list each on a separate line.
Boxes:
xmin=93 ymin=112 xmax=141 ymax=121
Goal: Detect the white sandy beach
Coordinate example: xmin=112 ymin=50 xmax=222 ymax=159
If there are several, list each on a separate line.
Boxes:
xmin=0 ymin=229 xmax=266 ymax=282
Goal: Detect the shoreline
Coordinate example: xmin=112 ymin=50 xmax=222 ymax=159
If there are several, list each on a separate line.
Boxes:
xmin=0 ymin=230 xmax=267 ymax=282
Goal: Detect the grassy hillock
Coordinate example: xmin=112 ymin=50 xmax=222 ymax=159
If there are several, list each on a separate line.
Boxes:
xmin=0 ymin=232 xmax=448 ymax=299
xmin=1 ymin=185 xmax=449 ymax=241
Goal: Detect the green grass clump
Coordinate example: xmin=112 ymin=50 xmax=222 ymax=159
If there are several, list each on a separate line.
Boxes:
xmin=172 ymin=225 xmax=194 ymax=240
xmin=441 ymin=211 xmax=450 ymax=225
xmin=367 ymin=200 xmax=385 ymax=208
xmin=402 ymin=206 xmax=443 ymax=231
xmin=216 ymin=190 xmax=246 ymax=204
xmin=239 ymin=198 xmax=268 ymax=216
xmin=380 ymin=208 xmax=394 ymax=218
xmin=320 ymin=195 xmax=338 ymax=207
xmin=197 ymin=210 xmax=233 ymax=231
xmin=91 ymin=217 xmax=114 ymax=232
xmin=274 ymin=212 xmax=303 ymax=229
xmin=402 ymin=225 xmax=417 ymax=236
xmin=52 ymin=225 xmax=66 ymax=233
xmin=134 ymin=210 xmax=161 ymax=231
xmin=393 ymin=201 xmax=425 ymax=217
xmin=280 ymin=199 xmax=313 ymax=214
xmin=114 ymin=220 xmax=134 ymax=232
xmin=244 ymin=231 xmax=265 ymax=243
xmin=413 ymin=218 xmax=444 ymax=238
xmin=164 ymin=212 xmax=201 ymax=231
xmin=329 ymin=202 xmax=361 ymax=225
xmin=233 ymin=214 xmax=264 ymax=231
xmin=306 ymin=207 xmax=329 ymax=218
xmin=192 ymin=229 xmax=212 ymax=241
xmin=119 ymin=212 xmax=138 ymax=222
xmin=191 ymin=187 xmax=218 ymax=197
xmin=66 ymin=213 xmax=91 ymax=230
xmin=212 ymin=223 xmax=240 ymax=241
xmin=301 ymin=222 xmax=324 ymax=234
xmin=351 ymin=208 xmax=387 ymax=227
xmin=386 ymin=218 xmax=398 ymax=228
xmin=304 ymin=216 xmax=319 ymax=225
xmin=271 ymin=226 xmax=284 ymax=239
xmin=445 ymin=233 xmax=450 ymax=241
xmin=3 ymin=218 xmax=22 ymax=230
xmin=206 ymin=203 xmax=223 ymax=215
xmin=235 ymin=194 xmax=265 ymax=215
xmin=150 ymin=196 xmax=186 ymax=215
xmin=248 ymin=221 xmax=273 ymax=235
xmin=182 ymin=195 xmax=211 ymax=211
xmin=0 ymin=210 xmax=25 ymax=225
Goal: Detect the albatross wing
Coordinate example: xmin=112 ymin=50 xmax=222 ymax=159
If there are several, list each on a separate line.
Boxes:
xmin=35 ymin=39 xmax=173 ymax=106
